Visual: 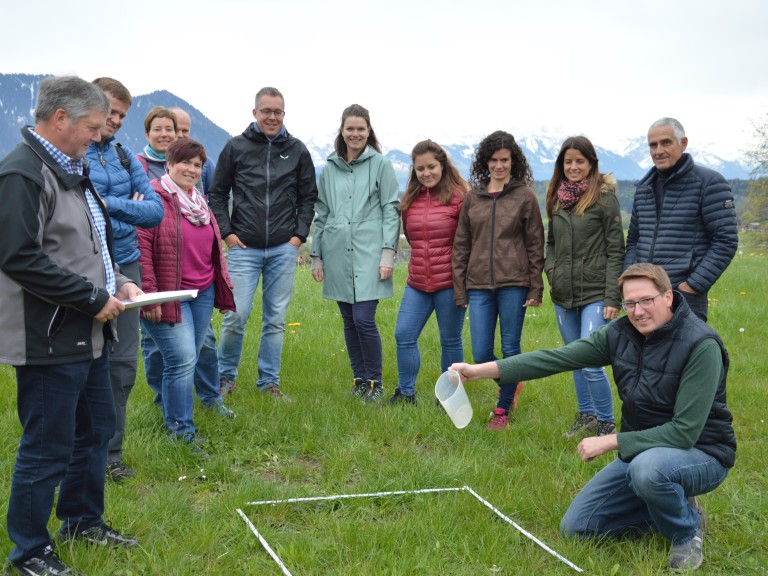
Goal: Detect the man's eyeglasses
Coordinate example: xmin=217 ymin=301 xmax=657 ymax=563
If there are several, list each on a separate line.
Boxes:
xmin=621 ymin=294 xmax=662 ymax=312
xmin=258 ymin=108 xmax=285 ymax=118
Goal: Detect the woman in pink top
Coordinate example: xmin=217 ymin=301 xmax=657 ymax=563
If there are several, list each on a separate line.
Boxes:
xmin=138 ymin=139 xmax=235 ymax=450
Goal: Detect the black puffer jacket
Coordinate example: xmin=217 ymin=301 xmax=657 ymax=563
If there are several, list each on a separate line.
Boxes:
xmin=624 ymin=154 xmax=737 ymax=293
xmin=209 ymin=124 xmax=318 ymax=248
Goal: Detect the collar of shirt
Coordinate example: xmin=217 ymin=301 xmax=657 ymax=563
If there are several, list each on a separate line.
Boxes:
xmin=28 ymin=127 xmax=84 ymax=175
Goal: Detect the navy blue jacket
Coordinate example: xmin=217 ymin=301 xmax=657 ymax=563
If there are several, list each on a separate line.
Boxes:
xmin=624 ymin=154 xmax=737 ymax=292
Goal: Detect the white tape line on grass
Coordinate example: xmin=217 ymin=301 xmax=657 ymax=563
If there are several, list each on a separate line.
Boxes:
xmin=246 ymin=486 xmax=463 ymax=506
xmin=241 ymin=485 xmax=582 ymax=573
xmin=462 ymin=486 xmax=583 ymax=572
xmin=236 ymin=508 xmax=293 ymax=576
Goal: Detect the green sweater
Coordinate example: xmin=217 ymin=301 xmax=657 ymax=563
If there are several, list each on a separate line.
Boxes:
xmin=495 ymin=324 xmax=724 ymax=461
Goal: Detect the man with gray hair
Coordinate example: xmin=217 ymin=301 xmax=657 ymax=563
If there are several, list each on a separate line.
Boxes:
xmin=0 ymin=76 xmax=139 ymax=575
xmin=623 ymin=118 xmax=738 ymax=321
xmin=209 ymin=87 xmax=317 ymax=399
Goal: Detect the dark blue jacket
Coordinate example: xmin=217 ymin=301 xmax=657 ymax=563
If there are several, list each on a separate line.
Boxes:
xmin=624 ymin=154 xmax=737 ymax=292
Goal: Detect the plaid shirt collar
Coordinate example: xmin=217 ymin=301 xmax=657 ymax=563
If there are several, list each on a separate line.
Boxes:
xmin=28 ymin=127 xmax=84 ymax=175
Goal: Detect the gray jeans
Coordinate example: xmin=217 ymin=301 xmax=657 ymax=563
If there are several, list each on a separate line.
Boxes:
xmin=107 ymin=259 xmax=141 ymax=464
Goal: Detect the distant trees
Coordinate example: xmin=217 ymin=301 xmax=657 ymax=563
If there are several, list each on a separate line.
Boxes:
xmin=742 ymin=114 xmax=768 ymax=246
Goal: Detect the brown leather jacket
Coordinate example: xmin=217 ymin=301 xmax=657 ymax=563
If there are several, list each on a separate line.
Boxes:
xmin=452 ymin=180 xmax=544 ymax=306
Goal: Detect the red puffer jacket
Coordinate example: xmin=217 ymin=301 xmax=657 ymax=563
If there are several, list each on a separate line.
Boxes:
xmin=402 ymin=187 xmax=463 ymax=292
xmin=138 ymin=180 xmax=235 ymax=322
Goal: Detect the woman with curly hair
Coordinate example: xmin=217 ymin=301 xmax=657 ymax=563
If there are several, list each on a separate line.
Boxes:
xmin=452 ymin=130 xmax=544 ymax=430
xmin=389 ymin=141 xmax=470 ymax=405
xmin=544 ymin=136 xmax=624 ymax=438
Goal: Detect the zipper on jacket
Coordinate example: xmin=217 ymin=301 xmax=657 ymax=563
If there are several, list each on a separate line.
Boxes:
xmin=265 ymin=142 xmax=272 ymax=246
xmin=489 ymin=196 xmax=497 ymax=288
xmin=46 ymin=306 xmax=61 ymax=355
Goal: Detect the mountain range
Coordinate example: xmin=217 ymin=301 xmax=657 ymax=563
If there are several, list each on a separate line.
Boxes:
xmin=0 ymin=73 xmax=751 ymax=185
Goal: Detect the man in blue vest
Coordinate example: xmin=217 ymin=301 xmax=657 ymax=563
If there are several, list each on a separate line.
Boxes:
xmin=451 ymin=263 xmax=735 ymax=572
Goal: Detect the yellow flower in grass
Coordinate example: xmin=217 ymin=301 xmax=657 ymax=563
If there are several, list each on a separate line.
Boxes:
xmin=288 ymin=322 xmax=301 ymax=326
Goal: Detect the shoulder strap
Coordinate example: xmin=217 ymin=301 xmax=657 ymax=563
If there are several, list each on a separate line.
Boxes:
xmin=115 ymin=143 xmax=131 ymax=173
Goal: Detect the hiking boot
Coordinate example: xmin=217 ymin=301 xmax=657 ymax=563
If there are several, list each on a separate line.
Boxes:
xmin=363 ymin=380 xmax=384 ymax=403
xmin=219 ymin=376 xmax=237 ymax=396
xmin=668 ymin=500 xmax=706 ymax=572
xmin=350 ymin=377 xmax=367 ymax=397
xmin=106 ymin=461 xmax=136 ymax=482
xmin=388 ymin=387 xmax=416 ymax=405
xmin=564 ymin=412 xmax=597 ymax=438
xmin=7 ymin=544 xmax=81 ymax=576
xmin=263 ymin=384 xmax=289 ymax=401
xmin=488 ymin=408 xmax=510 ymax=431
xmin=60 ymin=521 xmax=138 ymax=548
xmin=206 ymin=403 xmax=236 ymax=419
xmin=595 ymin=420 xmax=617 ymax=436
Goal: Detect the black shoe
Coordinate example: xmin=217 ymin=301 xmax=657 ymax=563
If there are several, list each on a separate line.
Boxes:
xmin=7 ymin=545 xmax=81 ymax=576
xmin=363 ymin=380 xmax=384 ymax=403
xmin=60 ymin=521 xmax=138 ymax=548
xmin=350 ymin=377 xmax=367 ymax=397
xmin=106 ymin=461 xmax=136 ymax=482
xmin=388 ymin=387 xmax=416 ymax=405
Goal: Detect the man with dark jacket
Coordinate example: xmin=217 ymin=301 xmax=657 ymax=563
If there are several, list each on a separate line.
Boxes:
xmin=0 ymin=76 xmax=140 ymax=576
xmin=87 ymin=77 xmax=163 ymax=483
xmin=624 ymin=117 xmax=738 ymax=321
xmin=209 ymin=87 xmax=317 ymax=399
xmin=450 ymin=263 xmax=735 ymax=572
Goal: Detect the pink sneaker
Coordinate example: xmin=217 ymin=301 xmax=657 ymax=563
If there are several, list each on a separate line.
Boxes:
xmin=488 ymin=408 xmax=510 ymax=431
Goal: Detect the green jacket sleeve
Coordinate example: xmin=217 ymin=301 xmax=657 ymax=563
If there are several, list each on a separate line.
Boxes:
xmin=601 ymin=191 xmax=625 ymax=308
xmin=617 ymin=338 xmax=723 ymax=459
xmin=496 ymin=324 xmax=613 ymax=384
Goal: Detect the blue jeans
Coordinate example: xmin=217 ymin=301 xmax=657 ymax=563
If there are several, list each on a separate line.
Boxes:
xmin=218 ymin=243 xmax=298 ymax=389
xmin=140 ymin=284 xmax=214 ymax=440
xmin=338 ymin=300 xmax=382 ymax=382
xmin=468 ymin=287 xmax=527 ymax=410
xmin=560 ymin=447 xmax=728 ymax=545
xmin=142 ymin=323 xmax=223 ymax=408
xmin=395 ymin=285 xmax=466 ymax=395
xmin=8 ymin=348 xmax=115 ymax=563
xmin=554 ymin=302 xmax=614 ymax=422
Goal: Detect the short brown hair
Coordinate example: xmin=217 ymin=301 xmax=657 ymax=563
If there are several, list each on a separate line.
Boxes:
xmin=166 ymin=138 xmax=207 ymax=165
xmin=618 ymin=263 xmax=672 ymax=295
xmin=92 ymin=77 xmax=132 ymax=105
xmin=143 ymin=106 xmax=177 ymax=134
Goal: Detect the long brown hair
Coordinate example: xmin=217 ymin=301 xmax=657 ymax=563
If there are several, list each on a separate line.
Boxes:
xmin=333 ymin=104 xmax=381 ymax=159
xmin=401 ymin=140 xmax=469 ymax=211
xmin=545 ymin=136 xmax=607 ymax=218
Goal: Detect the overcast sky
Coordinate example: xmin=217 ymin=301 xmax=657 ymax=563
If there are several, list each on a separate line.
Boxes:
xmin=3 ymin=0 xmax=766 ymax=160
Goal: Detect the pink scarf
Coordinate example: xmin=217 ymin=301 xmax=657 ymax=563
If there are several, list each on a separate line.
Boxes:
xmin=557 ymin=178 xmax=590 ymax=212
xmin=160 ymin=174 xmax=210 ymax=226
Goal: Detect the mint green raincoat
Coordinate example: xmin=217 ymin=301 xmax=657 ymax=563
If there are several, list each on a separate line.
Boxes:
xmin=311 ymin=146 xmax=401 ymax=303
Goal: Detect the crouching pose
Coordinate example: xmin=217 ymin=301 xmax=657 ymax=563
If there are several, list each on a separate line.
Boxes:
xmin=451 ymin=263 xmax=735 ymax=572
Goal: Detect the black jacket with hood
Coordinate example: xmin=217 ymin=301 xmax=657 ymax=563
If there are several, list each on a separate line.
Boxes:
xmin=209 ymin=124 xmax=318 ymax=248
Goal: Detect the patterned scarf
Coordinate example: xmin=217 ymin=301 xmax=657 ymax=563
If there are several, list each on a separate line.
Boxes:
xmin=557 ymin=178 xmax=590 ymax=211
xmin=160 ymin=174 xmax=210 ymax=226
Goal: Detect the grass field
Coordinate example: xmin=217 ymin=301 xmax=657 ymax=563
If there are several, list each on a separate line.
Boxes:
xmin=0 ymin=250 xmax=765 ymax=575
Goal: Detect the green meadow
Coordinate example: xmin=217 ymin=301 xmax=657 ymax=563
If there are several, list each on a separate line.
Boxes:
xmin=0 ymin=248 xmax=765 ymax=575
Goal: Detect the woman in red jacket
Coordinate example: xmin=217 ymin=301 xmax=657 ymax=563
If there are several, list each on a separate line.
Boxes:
xmin=138 ymin=139 xmax=235 ymax=451
xmin=388 ymin=140 xmax=469 ymax=404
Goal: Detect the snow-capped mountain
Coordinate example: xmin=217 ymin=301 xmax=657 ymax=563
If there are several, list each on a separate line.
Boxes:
xmin=0 ymin=73 xmax=750 ymax=184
